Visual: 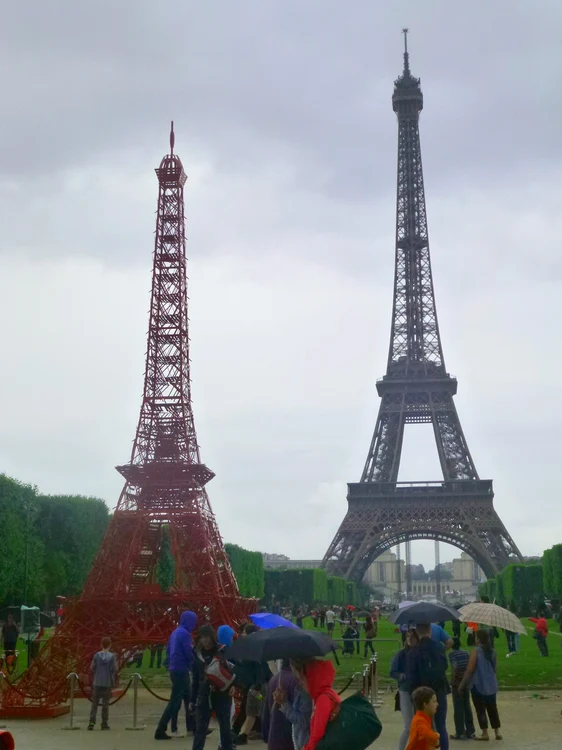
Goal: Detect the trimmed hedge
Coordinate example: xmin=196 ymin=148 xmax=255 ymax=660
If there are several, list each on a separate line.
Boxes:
xmin=264 ymin=568 xmax=329 ymax=606
xmin=479 ymin=564 xmax=544 ymax=616
xmin=225 ymin=544 xmax=264 ymax=598
xmin=500 ymin=564 xmax=543 ymax=616
xmin=543 ymin=544 xmax=562 ymax=597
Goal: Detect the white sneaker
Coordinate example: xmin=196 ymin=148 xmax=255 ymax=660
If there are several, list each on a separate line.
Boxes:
xmin=170 ymin=730 xmax=185 ymax=738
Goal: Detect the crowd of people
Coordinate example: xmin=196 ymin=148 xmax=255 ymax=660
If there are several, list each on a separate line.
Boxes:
xmin=390 ymin=620 xmax=503 ymax=748
xmin=88 ymin=609 xmax=344 ymax=750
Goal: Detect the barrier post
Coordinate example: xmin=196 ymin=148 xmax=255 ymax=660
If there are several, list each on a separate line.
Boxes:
xmin=62 ymin=673 xmax=80 ymax=730
xmin=126 ymin=673 xmax=145 ymax=731
xmin=371 ymin=654 xmax=383 ymax=706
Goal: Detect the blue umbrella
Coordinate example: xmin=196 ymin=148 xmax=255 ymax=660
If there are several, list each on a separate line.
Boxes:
xmin=249 ymin=612 xmax=299 ymax=630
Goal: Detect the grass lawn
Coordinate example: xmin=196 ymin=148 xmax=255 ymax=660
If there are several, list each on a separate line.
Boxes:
xmin=299 ymin=615 xmax=562 ymax=691
xmin=6 ymin=616 xmax=562 ymax=692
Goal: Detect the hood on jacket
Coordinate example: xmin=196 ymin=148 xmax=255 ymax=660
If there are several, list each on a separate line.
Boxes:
xmin=180 ymin=610 xmax=197 ymax=632
xmin=304 ymin=659 xmax=336 ymax=700
xmin=217 ymin=625 xmax=235 ymax=647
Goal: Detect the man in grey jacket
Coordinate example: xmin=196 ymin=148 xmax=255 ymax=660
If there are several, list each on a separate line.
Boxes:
xmin=88 ymin=636 xmax=117 ymax=730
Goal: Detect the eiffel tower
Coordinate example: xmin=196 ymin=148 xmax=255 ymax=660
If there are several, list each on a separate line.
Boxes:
xmin=0 ymin=125 xmax=253 ymax=717
xmin=323 ymin=31 xmax=523 ymax=583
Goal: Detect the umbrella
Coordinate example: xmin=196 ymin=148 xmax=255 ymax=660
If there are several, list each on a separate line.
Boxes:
xmin=398 ymin=600 xmax=416 ymax=609
xmin=458 ymin=603 xmax=527 ymax=635
xmin=249 ymin=612 xmax=298 ymax=630
xmin=225 ymin=626 xmax=340 ymax=662
xmin=389 ymin=601 xmax=460 ymax=625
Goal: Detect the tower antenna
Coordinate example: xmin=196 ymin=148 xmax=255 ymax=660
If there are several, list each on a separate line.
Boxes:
xmin=170 ymin=120 xmax=175 ymax=155
xmin=402 ymin=27 xmax=410 ymax=74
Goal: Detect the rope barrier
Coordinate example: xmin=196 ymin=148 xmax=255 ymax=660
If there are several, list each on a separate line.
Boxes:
xmin=336 ymin=675 xmax=355 ymax=695
xmin=0 ymin=671 xmax=69 ymax=701
xmin=138 ymin=675 xmax=170 ymax=702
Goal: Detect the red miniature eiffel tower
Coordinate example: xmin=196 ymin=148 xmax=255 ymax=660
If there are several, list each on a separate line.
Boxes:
xmin=0 ymin=125 xmax=254 ymax=716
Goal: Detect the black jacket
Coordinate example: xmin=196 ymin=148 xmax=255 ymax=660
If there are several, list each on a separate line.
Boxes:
xmin=405 ymin=637 xmax=448 ymax=693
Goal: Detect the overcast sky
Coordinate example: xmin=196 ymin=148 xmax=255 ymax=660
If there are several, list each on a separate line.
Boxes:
xmin=1 ymin=1 xmax=561 ymax=572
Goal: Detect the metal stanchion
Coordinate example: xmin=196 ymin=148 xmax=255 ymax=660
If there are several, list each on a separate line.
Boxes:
xmin=61 ymin=673 xmax=80 ymax=730
xmin=370 ymin=654 xmax=383 ymax=707
xmin=126 ymin=673 xmax=145 ymax=731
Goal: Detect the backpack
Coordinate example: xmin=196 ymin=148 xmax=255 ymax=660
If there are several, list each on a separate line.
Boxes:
xmin=418 ymin=645 xmax=447 ymax=691
xmin=203 ymin=648 xmax=235 ymax=692
xmin=316 ymin=692 xmax=382 ymax=750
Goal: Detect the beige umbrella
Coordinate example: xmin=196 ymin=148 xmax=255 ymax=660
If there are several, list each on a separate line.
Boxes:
xmin=458 ymin=602 xmax=527 ymax=635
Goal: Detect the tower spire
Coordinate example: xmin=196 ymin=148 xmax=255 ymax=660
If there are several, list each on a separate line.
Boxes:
xmin=170 ymin=120 xmax=175 ymax=155
xmin=402 ymin=27 xmax=410 ymax=75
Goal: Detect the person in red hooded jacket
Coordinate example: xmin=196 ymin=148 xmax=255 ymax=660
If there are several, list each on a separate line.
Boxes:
xmin=302 ymin=660 xmax=341 ymax=750
xmin=529 ymin=616 xmax=549 ymax=656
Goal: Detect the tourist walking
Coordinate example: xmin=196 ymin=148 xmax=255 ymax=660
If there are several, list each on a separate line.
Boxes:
xmin=364 ymin=615 xmax=377 ymax=657
xmin=301 ymin=660 xmax=341 ymax=750
xmin=1 ymin=615 xmax=18 ymax=657
xmin=504 ymin=628 xmax=517 ymax=657
xmin=192 ymin=625 xmax=235 ymax=750
xmin=262 ymin=659 xmax=299 ymax=750
xmin=154 ymin=610 xmax=197 ymax=740
xmin=350 ymin=617 xmax=361 ymax=654
xmin=529 ymin=615 xmax=549 ymax=656
xmin=448 ymin=637 xmax=475 ymax=740
xmin=390 ymin=629 xmax=419 ymax=750
xmin=150 ymin=643 xmax=164 ymax=668
xmin=88 ymin=636 xmax=117 ymax=731
xmin=325 ymin=607 xmax=336 ymax=636
xmin=277 ymin=660 xmax=312 ymax=750
xmin=406 ymin=623 xmax=449 ymax=750
xmin=319 ymin=607 xmax=326 ymax=629
xmin=458 ymin=629 xmax=502 ymax=741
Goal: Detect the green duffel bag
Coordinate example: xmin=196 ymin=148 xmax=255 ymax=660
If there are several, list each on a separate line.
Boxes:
xmin=316 ymin=691 xmax=383 ymax=750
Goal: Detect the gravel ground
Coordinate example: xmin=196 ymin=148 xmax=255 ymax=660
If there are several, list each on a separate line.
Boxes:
xmin=1 ymin=689 xmax=561 ymax=749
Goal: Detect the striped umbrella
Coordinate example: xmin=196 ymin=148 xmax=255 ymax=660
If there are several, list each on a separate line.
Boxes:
xmin=458 ymin=602 xmax=526 ymax=635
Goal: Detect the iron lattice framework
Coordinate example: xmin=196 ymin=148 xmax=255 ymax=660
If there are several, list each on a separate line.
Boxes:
xmin=1 ymin=125 xmax=254 ymax=716
xmin=323 ymin=32 xmax=523 ymax=583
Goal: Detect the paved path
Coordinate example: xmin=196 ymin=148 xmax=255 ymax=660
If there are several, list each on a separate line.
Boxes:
xmin=1 ymin=689 xmax=561 ymax=749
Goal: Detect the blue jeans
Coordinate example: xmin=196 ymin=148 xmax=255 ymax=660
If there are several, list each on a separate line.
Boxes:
xmin=156 ymin=670 xmax=190 ymax=736
xmin=434 ymin=689 xmax=449 ymax=750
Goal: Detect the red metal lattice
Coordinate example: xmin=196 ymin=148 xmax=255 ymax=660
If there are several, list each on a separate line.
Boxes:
xmin=0 ymin=124 xmax=255 ymax=715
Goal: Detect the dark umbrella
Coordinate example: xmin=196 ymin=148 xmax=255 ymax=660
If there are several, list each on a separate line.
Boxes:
xmin=225 ymin=626 xmax=340 ymax=662
xmin=389 ymin=601 xmax=460 ymax=625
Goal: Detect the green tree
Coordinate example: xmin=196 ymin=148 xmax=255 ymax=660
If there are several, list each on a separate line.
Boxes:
xmin=0 ymin=474 xmax=45 ymax=606
xmin=36 ymin=494 xmax=109 ymax=606
xmin=156 ymin=527 xmax=175 ymax=592
xmin=225 ymin=544 xmax=264 ymax=598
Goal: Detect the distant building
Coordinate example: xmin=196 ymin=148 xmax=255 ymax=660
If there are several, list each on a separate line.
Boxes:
xmin=364 ymin=551 xmax=485 ymax=602
xmin=262 ymin=556 xmax=322 ymax=570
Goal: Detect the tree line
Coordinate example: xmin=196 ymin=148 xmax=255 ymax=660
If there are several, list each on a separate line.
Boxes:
xmin=1 ymin=472 xmax=372 ymax=613
xmin=0 ymin=474 xmax=109 ymax=611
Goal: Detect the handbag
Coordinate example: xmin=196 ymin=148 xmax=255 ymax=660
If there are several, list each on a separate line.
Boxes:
xmin=316 ymin=692 xmax=383 ymax=750
xmin=394 ymin=690 xmax=401 ymax=711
